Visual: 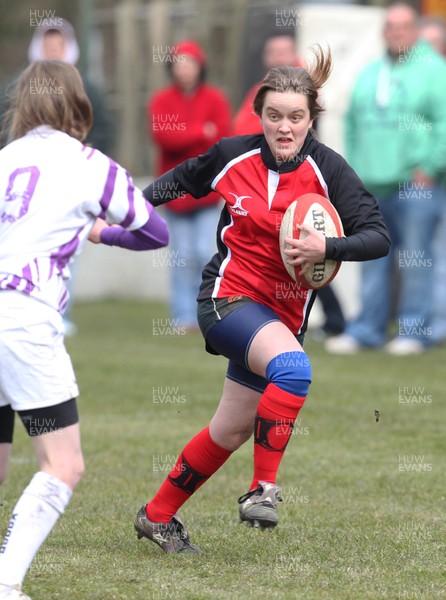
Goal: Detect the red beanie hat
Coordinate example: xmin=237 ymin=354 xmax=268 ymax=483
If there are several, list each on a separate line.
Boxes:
xmin=171 ymin=40 xmax=206 ymax=66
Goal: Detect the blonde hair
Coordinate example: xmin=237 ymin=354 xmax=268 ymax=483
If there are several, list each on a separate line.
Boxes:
xmin=253 ymin=45 xmax=332 ymax=120
xmin=4 ymin=60 xmax=92 ymax=143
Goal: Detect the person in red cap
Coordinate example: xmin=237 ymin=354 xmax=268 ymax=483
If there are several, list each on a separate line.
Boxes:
xmin=148 ymin=40 xmax=231 ymax=330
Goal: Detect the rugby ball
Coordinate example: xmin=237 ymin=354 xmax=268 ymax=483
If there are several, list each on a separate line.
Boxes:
xmin=279 ymin=193 xmax=344 ymax=289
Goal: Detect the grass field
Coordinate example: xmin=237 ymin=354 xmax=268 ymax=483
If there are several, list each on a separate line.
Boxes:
xmin=1 ymin=300 xmax=445 ymax=600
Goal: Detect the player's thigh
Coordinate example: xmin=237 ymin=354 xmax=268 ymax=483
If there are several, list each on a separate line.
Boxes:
xmin=247 ymin=321 xmax=303 ymax=378
xmin=202 ymin=297 xmax=303 ymax=380
xmin=210 ymin=377 xmax=261 ymax=443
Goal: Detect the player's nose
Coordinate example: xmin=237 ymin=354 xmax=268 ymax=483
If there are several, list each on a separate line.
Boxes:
xmin=278 ymin=120 xmax=291 ymax=133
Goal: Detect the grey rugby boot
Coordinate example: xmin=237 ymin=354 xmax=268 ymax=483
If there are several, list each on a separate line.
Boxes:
xmin=134 ymin=506 xmax=201 ymax=553
xmin=238 ymin=481 xmax=282 ymax=530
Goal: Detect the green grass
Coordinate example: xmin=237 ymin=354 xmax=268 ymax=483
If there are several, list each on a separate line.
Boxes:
xmin=1 ymin=300 xmax=445 ymax=600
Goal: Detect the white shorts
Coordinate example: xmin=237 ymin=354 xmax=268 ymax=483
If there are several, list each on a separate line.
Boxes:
xmin=0 ymin=291 xmax=79 ymax=411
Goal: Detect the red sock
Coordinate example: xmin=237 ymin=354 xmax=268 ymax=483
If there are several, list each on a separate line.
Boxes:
xmin=251 ymin=383 xmax=306 ymax=490
xmin=146 ymin=426 xmax=232 ymax=522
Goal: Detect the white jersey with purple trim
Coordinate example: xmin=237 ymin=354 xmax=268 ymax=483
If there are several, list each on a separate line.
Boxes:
xmin=0 ymin=126 xmax=150 ymax=312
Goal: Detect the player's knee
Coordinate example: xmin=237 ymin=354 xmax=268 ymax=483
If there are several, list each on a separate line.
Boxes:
xmin=222 ymin=431 xmax=252 ymax=452
xmin=233 ymin=427 xmax=253 ymax=448
xmin=266 ymin=351 xmax=312 ymax=396
xmin=43 ymin=453 xmax=85 ymax=490
xmin=210 ymin=423 xmax=253 ymax=451
xmin=66 ymin=454 xmax=85 ymax=489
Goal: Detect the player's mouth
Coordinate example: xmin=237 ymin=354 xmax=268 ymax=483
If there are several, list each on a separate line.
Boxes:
xmin=277 ymin=137 xmax=293 ymax=145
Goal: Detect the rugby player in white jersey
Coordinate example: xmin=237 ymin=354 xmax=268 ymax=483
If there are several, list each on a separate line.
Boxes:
xmin=0 ymin=60 xmax=168 ymax=599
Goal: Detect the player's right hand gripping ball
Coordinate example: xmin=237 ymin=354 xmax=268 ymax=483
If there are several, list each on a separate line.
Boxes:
xmin=279 ymin=192 xmax=344 ymax=289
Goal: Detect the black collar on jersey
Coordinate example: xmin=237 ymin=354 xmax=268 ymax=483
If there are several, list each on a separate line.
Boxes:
xmin=261 ymin=131 xmax=314 ymax=174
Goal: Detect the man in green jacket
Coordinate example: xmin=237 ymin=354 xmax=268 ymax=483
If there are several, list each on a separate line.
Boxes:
xmin=327 ymin=2 xmax=446 ymax=355
xmin=419 ymin=16 xmax=446 ymax=347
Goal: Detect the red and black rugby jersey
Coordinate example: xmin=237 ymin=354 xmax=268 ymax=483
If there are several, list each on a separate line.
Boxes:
xmin=144 ymin=132 xmax=390 ymax=335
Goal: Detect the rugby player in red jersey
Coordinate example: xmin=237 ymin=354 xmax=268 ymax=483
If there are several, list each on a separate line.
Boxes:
xmin=135 ymin=46 xmax=390 ymax=553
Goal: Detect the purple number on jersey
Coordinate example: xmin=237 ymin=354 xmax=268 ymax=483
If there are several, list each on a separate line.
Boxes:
xmin=1 ymin=166 xmax=41 ymax=223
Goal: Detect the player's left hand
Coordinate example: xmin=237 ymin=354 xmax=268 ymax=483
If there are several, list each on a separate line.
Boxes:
xmin=88 ymin=218 xmax=110 ymax=244
xmin=284 ymin=224 xmax=326 ymax=275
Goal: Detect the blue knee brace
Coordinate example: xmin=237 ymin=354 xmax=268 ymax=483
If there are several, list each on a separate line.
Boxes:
xmin=265 ymin=352 xmax=312 ymax=396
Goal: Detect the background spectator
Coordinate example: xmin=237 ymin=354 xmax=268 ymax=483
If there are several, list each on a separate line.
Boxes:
xmin=327 ymin=3 xmax=446 ymax=355
xmin=148 ymin=40 xmax=231 ymax=330
xmin=27 ymin=18 xmax=114 ymax=155
xmin=419 ymin=15 xmax=446 ymax=345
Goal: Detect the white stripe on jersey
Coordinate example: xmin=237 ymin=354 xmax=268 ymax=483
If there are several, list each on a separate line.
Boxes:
xmin=305 ymin=156 xmax=330 ymax=200
xmin=0 ymin=126 xmax=150 ymax=312
xmin=28 ymin=258 xmax=40 ymax=287
xmin=211 ymin=148 xmax=261 ymax=190
xmin=212 ymin=215 xmax=234 ymax=298
xmin=0 ymin=274 xmax=14 ymax=289
xmin=267 ymin=170 xmax=280 ymax=210
xmin=297 ymin=288 xmax=315 ymax=335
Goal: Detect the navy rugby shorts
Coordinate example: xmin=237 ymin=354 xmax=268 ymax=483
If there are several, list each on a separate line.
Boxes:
xmin=197 ymin=296 xmax=305 ymax=393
